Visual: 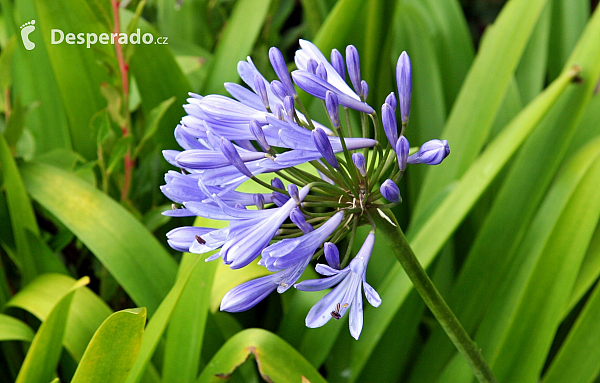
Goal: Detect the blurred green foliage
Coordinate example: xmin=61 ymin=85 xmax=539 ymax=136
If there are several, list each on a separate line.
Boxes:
xmin=0 ymin=0 xmax=599 ymax=381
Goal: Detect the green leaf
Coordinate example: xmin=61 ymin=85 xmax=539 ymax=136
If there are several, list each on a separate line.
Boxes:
xmin=4 ymin=273 xmax=112 ymax=361
xmin=15 ymin=277 xmax=89 ymax=383
xmin=0 ymin=35 xmax=16 ymax=91
xmin=20 ymin=162 xmax=177 ymax=314
xmin=515 ymin=1 xmax=551 ymax=104
xmin=162 ymin=217 xmax=221 ymax=383
xmin=34 ymin=0 xmax=112 ymax=159
xmin=542 ymin=271 xmax=600 ymax=383
xmin=13 ymin=0 xmax=73 ymax=154
xmin=71 ymin=308 xmax=147 ymax=383
xmin=0 ymin=313 xmax=34 ymax=342
xmin=408 ymin=6 xmax=600 ymax=380
xmin=488 ymin=138 xmax=600 ymax=381
xmin=200 ymin=0 xmax=273 ymax=95
xmin=106 ymin=135 xmax=131 ymax=174
xmin=122 ymin=9 xmax=191 ymax=150
xmin=413 ymin=0 xmax=475 ymax=110
xmin=0 ymin=133 xmax=39 ymax=283
xmin=547 ymin=0 xmax=589 ymax=80
xmin=414 ymin=0 xmax=550 ymax=218
xmin=133 ymin=96 xmax=176 ymax=159
xmin=436 ymin=137 xmax=600 ymax=382
xmin=157 ymin=0 xmax=214 ymax=50
xmin=124 ymin=255 xmax=206 ymax=383
xmin=197 ymin=329 xmax=327 ymax=383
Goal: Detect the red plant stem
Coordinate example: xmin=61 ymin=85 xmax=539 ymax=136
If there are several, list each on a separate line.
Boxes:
xmin=112 ymin=0 xmax=129 ymax=100
xmin=111 ymin=0 xmax=133 ymax=201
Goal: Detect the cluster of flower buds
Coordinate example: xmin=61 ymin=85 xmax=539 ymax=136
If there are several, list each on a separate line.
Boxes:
xmin=162 ymin=40 xmax=449 ymax=339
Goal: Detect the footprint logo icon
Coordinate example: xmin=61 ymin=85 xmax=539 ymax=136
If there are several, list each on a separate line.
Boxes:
xmin=20 ymin=20 xmax=36 ymax=51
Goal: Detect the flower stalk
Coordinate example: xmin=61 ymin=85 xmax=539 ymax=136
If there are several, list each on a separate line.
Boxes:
xmin=371 ymin=208 xmax=498 ymax=383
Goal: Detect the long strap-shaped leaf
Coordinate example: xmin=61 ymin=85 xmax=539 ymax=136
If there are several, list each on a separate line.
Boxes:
xmin=437 ymin=136 xmax=600 ymax=382
xmin=409 ymin=6 xmax=600 ymax=380
xmin=0 ymin=313 xmax=34 ymax=342
xmin=3 ymin=273 xmax=112 ymax=361
xmin=15 ymin=277 xmax=88 ymax=383
xmin=71 ymin=308 xmax=147 ymax=383
xmin=20 ymin=162 xmax=177 ymax=315
xmin=197 ymin=328 xmax=327 ymax=383
xmin=413 ymin=0 xmax=550 ymax=218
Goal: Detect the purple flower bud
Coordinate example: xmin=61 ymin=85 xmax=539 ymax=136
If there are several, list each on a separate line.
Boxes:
xmin=287 ymin=184 xmax=299 ymax=203
xmin=291 ymin=71 xmax=375 ymax=114
xmin=408 ymin=139 xmax=450 ymax=165
xmin=381 ymin=179 xmax=401 ymax=203
xmin=271 ymin=177 xmax=285 ymax=190
xmin=324 ymin=242 xmax=341 ymax=269
xmin=361 ymin=80 xmax=369 ymax=99
xmin=250 ymin=120 xmax=270 ymax=151
xmin=220 ymin=137 xmax=253 ymax=178
xmin=269 ymin=47 xmax=297 ymax=96
xmin=331 ymin=49 xmax=345 ymax=80
xmin=396 ymin=51 xmax=412 ymax=124
xmin=253 ymin=193 xmax=265 ymax=210
xmin=272 ymin=191 xmax=290 ymax=207
xmin=284 ymin=96 xmax=295 ymax=120
xmin=254 ymin=74 xmax=269 ymax=110
xmin=316 ymin=63 xmax=328 ymax=81
xmin=352 ymin=153 xmax=366 ymax=176
xmin=326 ymin=91 xmax=340 ymax=129
xmin=307 ymin=58 xmax=318 ymax=74
xmin=386 ymin=92 xmax=397 ymax=111
xmin=312 ymin=128 xmax=339 ymax=168
xmin=346 ymin=45 xmax=362 ymax=96
xmin=290 ymin=208 xmax=313 ymax=234
xmin=271 ymin=80 xmax=288 ymax=100
xmin=272 ymin=103 xmax=284 ymax=120
xmin=396 ymin=136 xmax=409 ymax=171
xmin=382 ymin=103 xmax=398 ymax=149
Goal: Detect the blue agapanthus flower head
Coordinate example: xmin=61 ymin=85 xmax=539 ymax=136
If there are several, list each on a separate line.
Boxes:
xmin=161 ymin=40 xmax=449 ymax=339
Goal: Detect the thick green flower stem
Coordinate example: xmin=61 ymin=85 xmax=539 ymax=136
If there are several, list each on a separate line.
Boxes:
xmin=371 ymin=208 xmax=498 ymax=383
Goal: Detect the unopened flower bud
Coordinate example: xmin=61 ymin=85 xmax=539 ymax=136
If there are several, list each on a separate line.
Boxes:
xmin=287 ymin=184 xmax=300 ymax=203
xmin=352 ymin=153 xmax=366 ymax=176
xmin=272 ymin=192 xmax=290 ymax=207
xmin=220 ymin=137 xmax=253 ymax=178
xmin=396 ymin=136 xmax=409 ymax=171
xmin=271 ymin=177 xmax=285 ymax=190
xmin=250 ymin=120 xmax=270 ymax=152
xmin=254 ymin=74 xmax=269 ymax=110
xmin=324 ymin=242 xmax=341 ymax=269
xmin=361 ymin=80 xmax=369 ymax=99
xmin=326 ymin=91 xmax=340 ymax=129
xmin=316 ymin=63 xmax=328 ymax=81
xmin=396 ymin=51 xmax=412 ymax=124
xmin=253 ymin=193 xmax=265 ymax=210
xmin=407 ymin=139 xmax=450 ymax=165
xmin=312 ymin=128 xmax=339 ymax=168
xmin=346 ymin=45 xmax=362 ymax=96
xmin=284 ymin=96 xmax=295 ymax=120
xmin=382 ymin=103 xmax=398 ymax=149
xmin=307 ymin=58 xmax=318 ymax=74
xmin=290 ymin=208 xmax=313 ymax=233
xmin=271 ymin=80 xmax=288 ymax=100
xmin=269 ymin=47 xmax=296 ymax=96
xmin=331 ymin=49 xmax=345 ymax=80
xmin=385 ymin=92 xmax=397 ymax=110
xmin=380 ymin=179 xmax=401 ymax=203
